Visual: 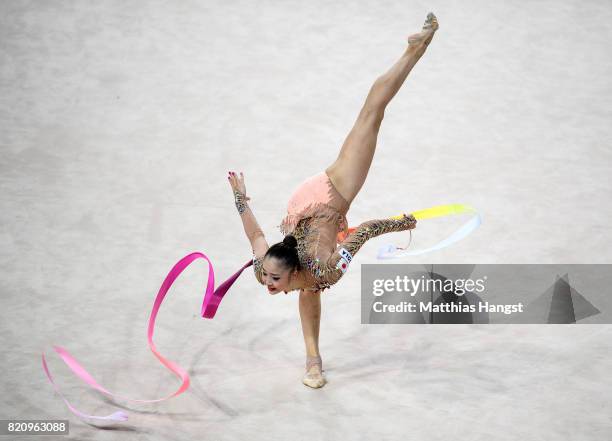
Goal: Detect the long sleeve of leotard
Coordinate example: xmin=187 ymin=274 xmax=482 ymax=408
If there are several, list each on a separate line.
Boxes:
xmin=305 ymin=214 xmax=417 ymax=289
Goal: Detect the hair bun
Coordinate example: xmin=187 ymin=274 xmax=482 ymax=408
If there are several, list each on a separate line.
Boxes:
xmin=282 ymin=234 xmax=298 ymax=249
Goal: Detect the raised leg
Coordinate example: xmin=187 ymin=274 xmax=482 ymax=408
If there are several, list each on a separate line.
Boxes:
xmin=326 ymin=13 xmax=438 ymax=205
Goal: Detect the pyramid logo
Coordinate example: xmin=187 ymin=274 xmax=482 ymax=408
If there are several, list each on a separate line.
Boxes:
xmin=498 ymin=274 xmax=600 ymax=324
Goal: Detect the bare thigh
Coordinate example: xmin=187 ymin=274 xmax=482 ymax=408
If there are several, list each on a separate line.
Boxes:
xmin=323 ymin=41 xmax=427 ymax=205
xmin=325 ymin=107 xmax=385 ymax=206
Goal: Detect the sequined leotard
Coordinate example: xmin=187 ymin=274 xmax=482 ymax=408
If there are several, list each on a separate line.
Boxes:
xmin=235 ymin=171 xmax=417 ymax=293
xmin=252 ymin=213 xmax=417 ymax=293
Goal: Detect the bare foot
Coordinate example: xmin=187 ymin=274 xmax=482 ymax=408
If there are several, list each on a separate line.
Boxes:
xmin=302 ymin=355 xmax=326 ymax=389
xmin=407 ymin=12 xmax=439 ymax=50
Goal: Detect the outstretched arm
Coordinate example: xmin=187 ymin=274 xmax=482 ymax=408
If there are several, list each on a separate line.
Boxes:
xmin=309 ymin=214 xmax=417 ymax=287
xmin=228 ymin=171 xmax=269 ymax=258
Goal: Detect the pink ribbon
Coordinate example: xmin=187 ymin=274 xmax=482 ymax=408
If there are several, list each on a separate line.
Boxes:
xmin=42 ymin=252 xmax=253 ymax=422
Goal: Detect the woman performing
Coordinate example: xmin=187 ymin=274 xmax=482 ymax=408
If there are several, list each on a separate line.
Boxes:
xmin=227 ymin=13 xmax=439 ymax=389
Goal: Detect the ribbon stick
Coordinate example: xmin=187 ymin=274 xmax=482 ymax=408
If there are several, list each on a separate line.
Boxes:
xmin=42 ymin=253 xmax=253 ymax=422
xmin=377 ymin=204 xmax=481 ymax=259
xmin=336 ymin=204 xmax=480 ymax=259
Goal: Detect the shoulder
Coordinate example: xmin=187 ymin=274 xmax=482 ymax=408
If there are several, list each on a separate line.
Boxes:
xmin=252 ymin=253 xmax=266 ymax=285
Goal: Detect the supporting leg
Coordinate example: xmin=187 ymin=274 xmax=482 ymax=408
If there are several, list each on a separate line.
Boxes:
xmin=299 ymin=289 xmax=326 ymax=388
xmin=326 ymin=13 xmax=438 ymax=205
xmin=299 ymin=289 xmax=321 ymax=357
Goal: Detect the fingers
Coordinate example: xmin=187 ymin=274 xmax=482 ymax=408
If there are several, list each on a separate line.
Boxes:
xmin=227 ymin=171 xmax=245 ymax=190
xmin=227 ymin=171 xmax=237 ymax=189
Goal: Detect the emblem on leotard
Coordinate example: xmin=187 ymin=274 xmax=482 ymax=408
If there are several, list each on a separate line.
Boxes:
xmin=339 ymin=247 xmax=353 ymax=263
xmin=336 ymin=248 xmax=353 ymax=274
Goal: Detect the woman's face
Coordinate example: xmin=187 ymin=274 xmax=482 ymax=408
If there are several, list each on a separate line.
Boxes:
xmin=262 ymin=257 xmax=293 ymax=295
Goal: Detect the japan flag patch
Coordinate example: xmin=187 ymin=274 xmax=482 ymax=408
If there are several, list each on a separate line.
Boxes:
xmin=335 ymin=248 xmax=353 ymax=274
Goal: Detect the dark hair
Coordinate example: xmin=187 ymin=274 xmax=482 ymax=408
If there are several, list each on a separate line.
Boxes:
xmin=264 ymin=234 xmax=301 ymax=272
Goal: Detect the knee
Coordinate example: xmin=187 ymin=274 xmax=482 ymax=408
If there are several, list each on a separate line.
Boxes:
xmin=358 ymin=105 xmax=385 ymax=127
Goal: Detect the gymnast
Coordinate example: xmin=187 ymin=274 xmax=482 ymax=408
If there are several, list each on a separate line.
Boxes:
xmin=227 ymin=13 xmax=438 ymax=389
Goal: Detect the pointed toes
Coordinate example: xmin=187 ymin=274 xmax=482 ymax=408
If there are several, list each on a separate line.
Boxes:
xmin=302 ymin=372 xmax=327 ymax=388
xmin=424 ymin=12 xmax=439 ymax=31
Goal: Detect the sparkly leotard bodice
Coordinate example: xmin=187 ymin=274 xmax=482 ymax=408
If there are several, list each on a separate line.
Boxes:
xmin=245 ymin=170 xmax=416 ymax=293
xmin=253 ymin=213 xmax=417 ymax=293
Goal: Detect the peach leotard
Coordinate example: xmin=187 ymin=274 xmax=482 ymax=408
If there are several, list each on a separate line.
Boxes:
xmin=252 ymin=171 xmax=417 ymax=293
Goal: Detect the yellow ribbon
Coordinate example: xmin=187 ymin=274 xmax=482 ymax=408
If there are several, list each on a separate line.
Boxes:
xmin=391 ymin=204 xmax=477 ymax=221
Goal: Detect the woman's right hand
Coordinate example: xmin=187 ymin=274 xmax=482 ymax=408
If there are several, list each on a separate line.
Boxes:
xmin=227 ymin=171 xmax=250 ymax=201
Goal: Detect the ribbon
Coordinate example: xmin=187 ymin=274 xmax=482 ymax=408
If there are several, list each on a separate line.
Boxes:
xmin=377 ymin=204 xmax=481 ymax=259
xmin=42 ymin=252 xmax=253 ymax=422
xmin=335 ymin=204 xmax=480 ymax=258
xmin=44 ymin=205 xmax=480 ymax=422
